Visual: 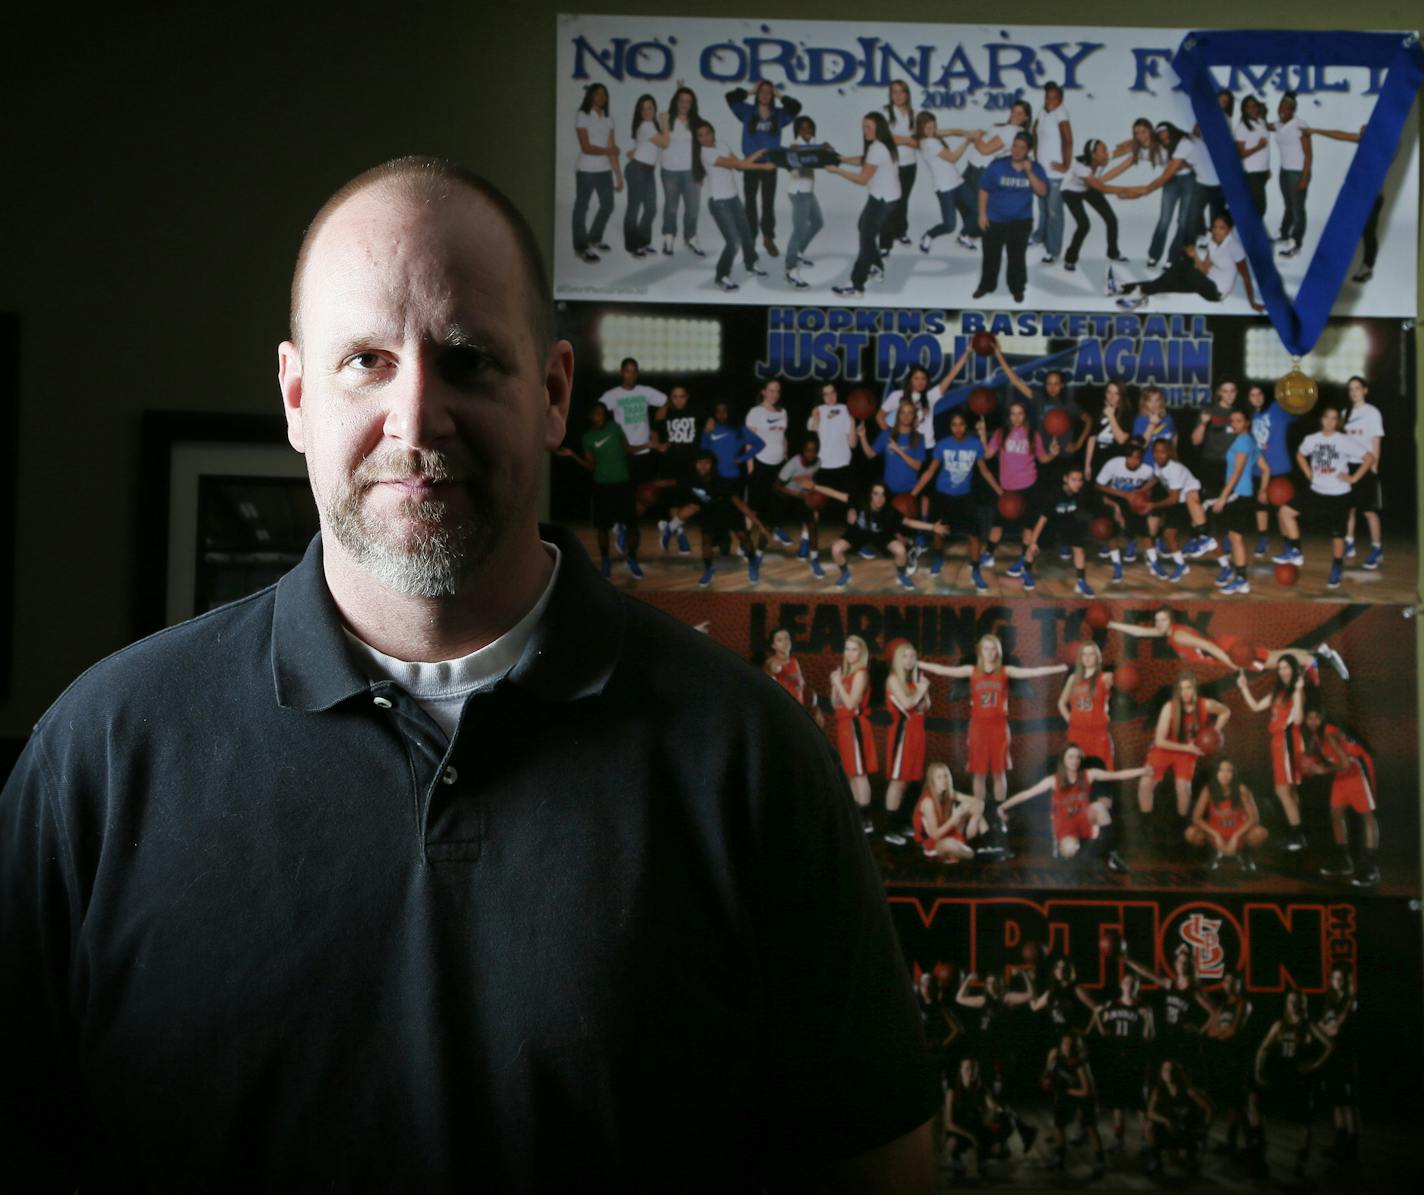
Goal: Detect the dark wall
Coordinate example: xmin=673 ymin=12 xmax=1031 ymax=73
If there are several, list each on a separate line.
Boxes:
xmin=2 ymin=2 xmax=1420 ymax=734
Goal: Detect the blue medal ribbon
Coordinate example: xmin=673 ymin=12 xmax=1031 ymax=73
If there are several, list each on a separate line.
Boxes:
xmin=1172 ymin=30 xmax=1424 ymax=355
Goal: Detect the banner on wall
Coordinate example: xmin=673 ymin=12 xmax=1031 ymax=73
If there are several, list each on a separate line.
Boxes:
xmin=554 ymin=15 xmax=1420 ymax=317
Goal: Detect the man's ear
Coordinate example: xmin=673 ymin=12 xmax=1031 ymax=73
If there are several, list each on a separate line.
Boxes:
xmin=543 ymin=338 xmax=575 ymax=451
xmin=277 ymin=341 xmax=305 ymax=453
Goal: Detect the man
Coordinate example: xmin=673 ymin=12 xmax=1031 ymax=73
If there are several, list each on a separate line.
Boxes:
xmin=0 ymin=158 xmax=934 ymax=1188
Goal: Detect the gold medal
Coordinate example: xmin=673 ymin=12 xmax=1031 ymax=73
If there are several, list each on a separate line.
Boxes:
xmin=1275 ymin=357 xmax=1318 ymax=416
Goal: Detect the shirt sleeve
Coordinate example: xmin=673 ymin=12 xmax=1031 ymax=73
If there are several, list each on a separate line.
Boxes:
xmin=872 ymin=430 xmax=890 ymax=454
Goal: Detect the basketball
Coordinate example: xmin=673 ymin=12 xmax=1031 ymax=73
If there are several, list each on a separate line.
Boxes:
xmin=891 ymin=493 xmax=917 ymax=517
xmin=1090 ymin=515 xmax=1115 ymax=542
xmin=1266 ymin=477 xmax=1295 ymax=507
xmin=1042 ymin=407 xmax=1071 ymax=438
xmin=1228 ymin=640 xmax=1257 ymax=667
xmin=971 ymin=330 xmax=996 ymax=355
xmin=1194 ymin=725 xmax=1224 ymax=756
xmin=1085 ymin=602 xmax=1111 ymax=630
xmin=1274 ymin=562 xmax=1300 ymax=587
xmin=997 ymin=491 xmax=1025 ymax=521
xmin=1114 ymin=662 xmax=1141 ymax=692
xmin=804 ymin=489 xmax=827 ymax=512
xmin=846 ymin=387 xmax=877 ymax=422
xmin=932 ymin=961 xmax=956 ymax=987
xmin=968 ymin=386 xmax=996 ymax=416
xmin=1099 ymin=930 xmax=1120 ymax=957
xmin=635 ymin=482 xmax=660 ymax=510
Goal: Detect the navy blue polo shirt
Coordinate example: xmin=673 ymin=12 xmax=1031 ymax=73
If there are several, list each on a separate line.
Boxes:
xmin=980 ymin=157 xmax=1047 ymax=222
xmin=0 ymin=527 xmax=933 ymax=1189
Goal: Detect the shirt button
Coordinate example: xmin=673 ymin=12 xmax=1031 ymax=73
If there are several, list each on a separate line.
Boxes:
xmin=442 ymin=765 xmax=459 ymax=786
xmin=373 ymin=696 xmax=393 ymax=709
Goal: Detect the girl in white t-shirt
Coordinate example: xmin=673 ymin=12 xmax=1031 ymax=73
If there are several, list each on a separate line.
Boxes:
xmin=658 ymin=86 xmax=705 ymax=256
xmin=1277 ymin=406 xmax=1375 ymax=588
xmin=573 ymin=84 xmax=622 ymax=262
xmin=1060 ymin=139 xmax=1135 ymax=270
xmin=1273 ymin=92 xmax=1312 ymax=256
xmin=880 ymin=79 xmax=919 ymax=250
xmin=1131 ymin=123 xmax=1198 ymax=268
xmin=1235 ymin=95 xmax=1272 ymax=217
xmin=623 ymin=94 xmax=663 ymax=257
xmin=696 ymin=120 xmax=775 ymax=292
xmin=1114 ymin=212 xmax=1264 ymax=312
xmin=912 ymin=112 xmax=973 ymax=254
xmin=946 ymin=100 xmax=1033 ymax=247
xmin=826 ymin=112 xmax=903 ymax=296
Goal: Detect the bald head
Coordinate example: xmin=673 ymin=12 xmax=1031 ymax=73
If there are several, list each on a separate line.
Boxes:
xmin=289 ymin=156 xmax=553 ymax=351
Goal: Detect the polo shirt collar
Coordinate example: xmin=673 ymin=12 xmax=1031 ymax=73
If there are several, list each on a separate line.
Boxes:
xmin=271 ymin=527 xmax=621 ymax=712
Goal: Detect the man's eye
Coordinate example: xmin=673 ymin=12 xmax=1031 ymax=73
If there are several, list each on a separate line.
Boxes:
xmin=440 ymin=347 xmax=496 ymax=385
xmin=346 ymin=352 xmax=384 ymax=371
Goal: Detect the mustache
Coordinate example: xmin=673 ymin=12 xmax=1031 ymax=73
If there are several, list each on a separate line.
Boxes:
xmin=352 ymin=449 xmax=468 ymax=487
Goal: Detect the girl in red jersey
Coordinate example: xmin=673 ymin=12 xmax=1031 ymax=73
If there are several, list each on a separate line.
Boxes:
xmin=1139 ymin=673 xmax=1230 ymax=831
xmin=1109 ymin=609 xmax=1351 ymax=683
xmin=830 ymin=635 xmax=878 ymax=829
xmin=914 ymin=762 xmax=979 ymax=862
xmin=1235 ymin=658 xmax=1309 ymax=851
xmin=922 ymin=634 xmax=1068 ymax=811
xmin=1057 ymin=640 xmax=1117 ymax=767
xmin=997 ymin=743 xmax=1144 ymax=866
xmin=1185 ymin=757 xmax=1268 ymax=871
xmin=763 ymin=628 xmax=805 ymax=704
xmin=883 ymin=640 xmax=931 ymax=845
xmin=1298 ymin=706 xmax=1380 ymax=887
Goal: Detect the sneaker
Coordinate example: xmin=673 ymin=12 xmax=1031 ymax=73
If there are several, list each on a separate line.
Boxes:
xmin=685 ymin=238 xmax=706 ymax=257
xmin=1105 ymin=266 xmax=1119 ymax=296
xmin=867 ymin=264 xmax=884 ymax=282
xmin=1351 ymin=864 xmax=1381 ymax=888
xmin=897 ymin=235 xmax=912 ymax=246
xmin=797 ymin=257 xmax=815 ymax=267
xmin=796 ymin=537 xmax=810 ymax=559
xmin=1063 ymin=260 xmax=1077 ymax=272
xmin=862 ymin=816 xmax=874 ymax=835
xmin=836 ymin=568 xmax=851 ymax=588
xmin=1316 ymin=643 xmax=1350 ymax=681
xmin=592 ymin=242 xmax=611 ymax=252
xmin=929 ymin=555 xmax=944 ymax=577
xmin=1148 ymin=557 xmax=1171 ymax=580
xmin=1320 ymin=854 xmax=1355 ymax=878
xmin=978 ymin=551 xmax=994 ymax=569
xmin=1021 ymin=566 xmax=1036 ymax=591
xmin=1363 ymin=544 xmax=1383 ymax=570
xmin=1041 ymin=254 xmax=1056 ymax=265
xmin=1111 ymin=561 xmax=1124 ymax=583
xmin=1011 ymin=291 xmax=1024 ymax=303
xmin=1207 ymin=849 xmax=1223 ymax=872
xmin=831 ymin=284 xmax=865 ymax=297
xmin=905 ymin=546 xmax=922 ymax=576
xmin=1106 ymin=850 xmax=1130 ymax=874
xmin=1059 ymin=543 xmax=1071 ymax=560
xmin=626 ymin=556 xmax=644 ymax=580
xmin=1098 ymin=545 xmax=1112 ymax=559
xmin=1273 ymin=547 xmax=1304 ymax=565
xmin=1254 ymin=533 xmax=1270 ymax=558
xmin=858 ymin=545 xmax=878 ymax=560
xmin=715 ymin=277 xmax=740 ymax=292
xmin=698 ymin=564 xmax=714 ymax=587
xmin=970 ymin=566 xmax=988 ymax=592
xmin=1214 ymin=561 xmax=1234 ymax=587
xmin=785 ymin=271 xmax=809 ymax=289
xmin=661 ymin=235 xmax=674 ymax=256
xmin=1122 ymin=541 xmax=1138 ymax=563
xmin=1168 ymin=562 xmax=1190 ymax=583
xmin=1074 ymin=577 xmax=1096 ymax=598
xmin=1284 ymin=826 xmax=1308 ymax=853
xmin=747 ymin=553 xmax=761 ymax=584
xmin=809 ymin=557 xmax=826 ymax=580
xmin=579 ymin=249 xmax=601 ymax=263
xmin=1280 ymin=244 xmax=1300 ymax=258
xmin=676 ymin=531 xmax=691 ymax=555
xmin=1328 ymin=562 xmax=1342 ymax=589
xmin=1222 ymin=576 xmax=1251 ymax=595
xmin=746 ymin=264 xmax=768 ymax=278
xmin=773 ymin=527 xmax=793 ymax=546
xmin=883 ymin=828 xmax=907 ymax=846
xmin=956 ymin=233 xmax=977 ymax=250
xmin=1353 ymin=266 xmax=1373 ymax=283
xmin=1006 ymin=557 xmax=1025 ymax=578
xmin=1187 ymin=535 xmax=1218 ymax=558
xmin=896 ymin=570 xmax=915 ymax=591
xmin=1344 ymin=536 xmax=1356 ymax=558
xmin=918 ymin=232 xmax=933 ymax=253
xmin=600 ymin=558 xmax=612 ymax=579
xmin=1146 ymin=257 xmax=1159 ymax=269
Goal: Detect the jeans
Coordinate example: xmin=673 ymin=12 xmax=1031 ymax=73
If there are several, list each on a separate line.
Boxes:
xmin=924 ymin=185 xmax=969 ymax=239
xmin=1246 ymin=170 xmax=1269 ymax=217
xmin=1362 ymin=194 xmax=1383 ymax=267
xmin=957 ymin=164 xmax=983 ymax=239
xmin=743 ymin=169 xmax=778 ymax=240
xmin=623 ymin=161 xmax=657 ymax=252
xmin=709 ymin=196 xmax=757 ymax=280
xmin=572 ymin=171 xmax=615 ymax=253
xmin=979 ymin=218 xmax=1031 ymax=296
xmin=786 ymin=192 xmax=824 ymax=267
xmin=853 ymin=196 xmax=891 ymax=287
xmin=1278 ymin=169 xmax=1307 ymax=245
xmin=1034 ymin=178 xmax=1064 ymax=257
xmin=1063 ymin=189 xmax=1120 ymax=263
xmin=1138 ymin=257 xmax=1221 ymax=301
xmin=1186 ymin=181 xmax=1225 ymax=241
xmin=1147 ymin=172 xmax=1193 ymax=264
xmin=660 ymin=169 xmax=701 ymax=240
xmin=880 ymin=163 xmax=917 ymax=248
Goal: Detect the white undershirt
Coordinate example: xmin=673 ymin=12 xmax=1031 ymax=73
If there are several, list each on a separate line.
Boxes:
xmin=343 ymin=542 xmax=562 ymax=739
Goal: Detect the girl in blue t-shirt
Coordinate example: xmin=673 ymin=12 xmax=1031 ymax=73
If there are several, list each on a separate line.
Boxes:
xmin=860 ymin=399 xmax=928 ymax=497
xmin=1132 ymin=388 xmax=1177 ymax=448
xmin=1211 ymin=407 xmax=1270 ymax=595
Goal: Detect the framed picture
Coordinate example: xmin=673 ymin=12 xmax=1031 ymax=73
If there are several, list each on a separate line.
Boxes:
xmin=137 ymin=412 xmax=317 ymax=635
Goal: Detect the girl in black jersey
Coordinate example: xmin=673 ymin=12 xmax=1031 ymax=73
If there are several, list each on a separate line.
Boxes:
xmin=955 ymin=972 xmax=1039 ymax=1159
xmin=1316 ymin=965 xmax=1360 ymax=1164
xmin=1250 ymin=990 xmax=1332 ymax=1177
xmin=1031 ymin=958 xmax=1093 ymax=1037
xmin=1042 ymin=1030 xmax=1105 ymax=1177
xmin=1146 ymin=1059 xmax=1213 ymax=1176
xmin=1200 ymin=971 xmax=1253 ymax=1159
xmin=1083 ymin=973 xmax=1155 ymax=1153
xmin=1125 ymin=943 xmax=1209 ymax=1079
xmin=943 ymin=1058 xmax=1013 ymax=1177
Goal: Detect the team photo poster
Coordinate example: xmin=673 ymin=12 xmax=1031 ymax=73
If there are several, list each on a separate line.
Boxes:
xmin=554 ymin=15 xmax=1419 ymax=316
